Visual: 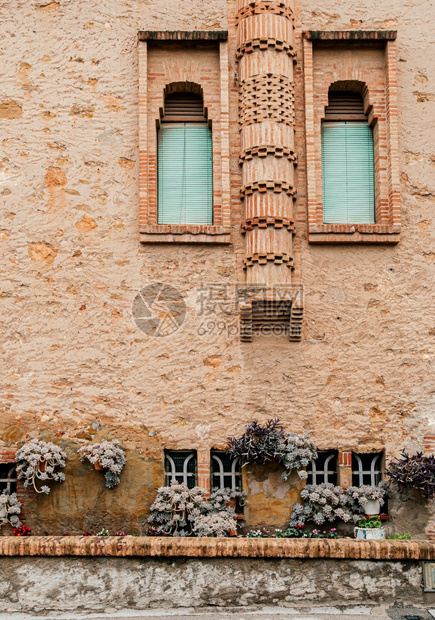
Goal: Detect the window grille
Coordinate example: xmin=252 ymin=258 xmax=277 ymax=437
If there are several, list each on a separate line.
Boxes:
xmin=307 ymin=451 xmax=338 ymax=485
xmin=211 ymin=451 xmax=242 ymax=490
xmin=0 ymin=464 xmax=17 ymax=494
xmin=352 ymin=453 xmax=383 ymax=486
xmin=164 ymin=450 xmax=197 ymax=489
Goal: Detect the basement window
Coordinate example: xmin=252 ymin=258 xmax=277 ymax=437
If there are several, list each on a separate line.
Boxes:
xmin=307 ymin=451 xmax=338 ymax=485
xmin=211 ymin=451 xmax=242 ymax=490
xmin=0 ymin=464 xmax=17 ymax=494
xmin=352 ymin=452 xmax=383 ymax=486
xmin=164 ymin=450 xmax=197 ymax=488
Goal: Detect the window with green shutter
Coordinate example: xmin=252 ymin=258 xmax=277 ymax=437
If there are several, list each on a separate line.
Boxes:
xmin=321 ymin=90 xmax=375 ymax=225
xmin=158 ymin=92 xmax=213 ymax=226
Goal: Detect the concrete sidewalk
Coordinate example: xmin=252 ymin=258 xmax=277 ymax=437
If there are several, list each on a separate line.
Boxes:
xmin=0 ymin=606 xmax=434 ymax=620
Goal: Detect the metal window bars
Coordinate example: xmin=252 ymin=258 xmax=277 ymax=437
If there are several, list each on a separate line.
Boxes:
xmin=307 ymin=451 xmax=338 ymax=485
xmin=352 ymin=453 xmax=382 ymax=486
xmin=164 ymin=451 xmax=197 ymax=489
xmin=0 ymin=464 xmax=17 ymax=494
xmin=211 ymin=452 xmax=242 ymax=490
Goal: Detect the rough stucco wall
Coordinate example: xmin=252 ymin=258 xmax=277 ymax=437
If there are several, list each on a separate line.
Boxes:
xmin=0 ymin=0 xmax=434 ymax=532
xmin=0 ymin=557 xmax=426 ymax=613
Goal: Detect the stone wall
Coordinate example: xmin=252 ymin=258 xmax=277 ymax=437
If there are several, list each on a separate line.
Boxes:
xmin=0 ymin=0 xmax=434 ymax=533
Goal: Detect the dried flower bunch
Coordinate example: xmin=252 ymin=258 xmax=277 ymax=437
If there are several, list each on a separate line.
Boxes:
xmin=346 ymin=484 xmax=389 ymax=507
xmin=386 ymin=451 xmax=435 ymax=499
xmin=0 ymin=491 xmax=22 ymax=527
xmin=226 ymin=418 xmax=317 ymax=480
xmin=149 ymin=482 xmax=245 ymax=537
xmin=290 ymin=483 xmax=356 ymax=526
xmin=16 ymin=439 xmax=66 ymax=494
xmin=79 ymin=439 xmax=126 ymax=488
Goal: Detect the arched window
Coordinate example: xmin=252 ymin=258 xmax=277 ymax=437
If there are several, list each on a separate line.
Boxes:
xmin=158 ymin=88 xmax=213 ymax=225
xmin=321 ymin=87 xmax=375 ymax=224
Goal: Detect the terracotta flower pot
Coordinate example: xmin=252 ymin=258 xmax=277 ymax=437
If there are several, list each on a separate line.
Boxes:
xmin=229 ymin=529 xmax=238 ymax=537
xmin=94 ymin=461 xmax=104 ymax=471
xmin=39 ymin=460 xmax=47 ymax=473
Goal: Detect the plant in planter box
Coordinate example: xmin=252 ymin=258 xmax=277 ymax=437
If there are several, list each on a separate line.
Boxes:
xmin=354 ymin=516 xmax=385 ymax=540
xmin=79 ymin=439 xmax=126 ymax=489
xmin=16 ymin=439 xmax=66 ymax=494
xmin=226 ymin=419 xmax=317 ymax=480
xmin=0 ymin=491 xmax=22 ymax=527
xmin=386 ymin=451 xmax=435 ymax=499
xmin=290 ymin=482 xmax=355 ymax=526
xmin=149 ymin=482 xmax=243 ymax=537
xmin=346 ymin=484 xmax=389 ymax=516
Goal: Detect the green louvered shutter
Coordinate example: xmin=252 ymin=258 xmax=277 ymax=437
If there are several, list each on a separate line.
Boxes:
xmin=158 ymin=122 xmax=213 ymax=225
xmin=322 ymin=121 xmax=375 ymax=224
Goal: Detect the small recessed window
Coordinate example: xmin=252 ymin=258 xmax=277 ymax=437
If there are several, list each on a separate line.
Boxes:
xmin=211 ymin=451 xmax=242 ymax=490
xmin=0 ymin=464 xmax=17 ymax=494
xmin=307 ymin=451 xmax=338 ymax=485
xmin=158 ymin=90 xmax=213 ymax=226
xmin=352 ymin=452 xmax=383 ymax=486
xmin=322 ymin=89 xmax=375 ymax=225
xmin=164 ymin=450 xmax=197 ymax=489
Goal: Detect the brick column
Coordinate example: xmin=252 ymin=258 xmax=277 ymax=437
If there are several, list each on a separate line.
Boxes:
xmin=338 ymin=451 xmax=353 ymax=489
xmin=197 ymin=450 xmax=211 ymax=496
xmin=424 ymin=436 xmax=435 ymax=540
xmin=236 ymin=0 xmax=301 ymax=340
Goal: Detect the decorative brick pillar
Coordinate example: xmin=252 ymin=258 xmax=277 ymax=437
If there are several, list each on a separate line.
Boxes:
xmin=236 ymin=0 xmax=302 ymax=340
xmin=338 ymin=451 xmax=353 ymax=489
xmin=197 ymin=450 xmax=211 ymax=496
xmin=424 ymin=436 xmax=435 ymax=540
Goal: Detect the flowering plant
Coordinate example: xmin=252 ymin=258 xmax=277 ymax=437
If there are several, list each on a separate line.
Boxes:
xmin=79 ymin=439 xmax=126 ymax=488
xmin=13 ymin=524 xmax=32 ymax=536
xmin=16 ymin=439 xmax=66 ymax=494
xmin=149 ymin=482 xmax=245 ymax=537
xmin=226 ymin=419 xmax=317 ymax=480
xmin=290 ymin=483 xmax=355 ymax=526
xmin=247 ymin=525 xmax=338 ymax=539
xmin=386 ymin=451 xmax=435 ymax=499
xmin=346 ymin=484 xmax=389 ymax=509
xmin=0 ymin=491 xmax=22 ymax=527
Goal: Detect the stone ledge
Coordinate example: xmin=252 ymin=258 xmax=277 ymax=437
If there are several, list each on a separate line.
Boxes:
xmin=0 ymin=537 xmax=434 ymax=560
xmin=138 ymin=31 xmax=228 ymax=41
xmin=304 ymin=30 xmax=397 ymax=41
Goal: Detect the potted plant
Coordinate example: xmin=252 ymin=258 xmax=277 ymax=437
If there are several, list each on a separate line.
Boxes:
xmin=354 ymin=516 xmax=385 ymax=540
xmin=79 ymin=439 xmax=126 ymax=488
xmin=0 ymin=491 xmax=22 ymax=529
xmin=346 ymin=484 xmax=389 ymax=516
xmin=16 ymin=439 xmax=66 ymax=494
xmin=386 ymin=451 xmax=435 ymax=499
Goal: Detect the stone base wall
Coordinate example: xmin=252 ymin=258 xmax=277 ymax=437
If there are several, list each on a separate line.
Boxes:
xmin=0 ymin=555 xmax=429 ymax=614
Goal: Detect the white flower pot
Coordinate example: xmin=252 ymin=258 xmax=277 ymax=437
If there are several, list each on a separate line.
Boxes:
xmin=0 ymin=506 xmax=6 ymax=520
xmin=363 ymin=499 xmax=381 ymax=515
xmin=354 ymin=527 xmax=385 ymax=540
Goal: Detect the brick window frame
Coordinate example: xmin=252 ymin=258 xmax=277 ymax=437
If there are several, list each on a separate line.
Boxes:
xmin=138 ymin=31 xmax=231 ymax=244
xmin=303 ymin=31 xmax=401 ymax=244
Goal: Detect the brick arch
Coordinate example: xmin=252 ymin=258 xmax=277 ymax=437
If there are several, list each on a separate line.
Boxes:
xmin=323 ymin=79 xmax=376 ymax=123
xmin=158 ymin=81 xmax=211 ymax=126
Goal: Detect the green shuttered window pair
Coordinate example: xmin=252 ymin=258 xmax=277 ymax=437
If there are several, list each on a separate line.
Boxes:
xmin=158 ymin=123 xmax=213 ymax=226
xmin=321 ymin=121 xmax=375 ymax=224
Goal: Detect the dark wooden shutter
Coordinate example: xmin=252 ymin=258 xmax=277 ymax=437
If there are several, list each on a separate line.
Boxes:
xmin=324 ymin=91 xmax=366 ymax=121
xmin=161 ymin=92 xmax=206 ymax=123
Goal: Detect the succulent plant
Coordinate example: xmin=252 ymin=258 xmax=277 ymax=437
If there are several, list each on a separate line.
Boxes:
xmin=79 ymin=439 xmax=126 ymax=489
xmin=16 ymin=439 xmax=66 ymax=494
xmin=0 ymin=491 xmax=22 ymax=527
